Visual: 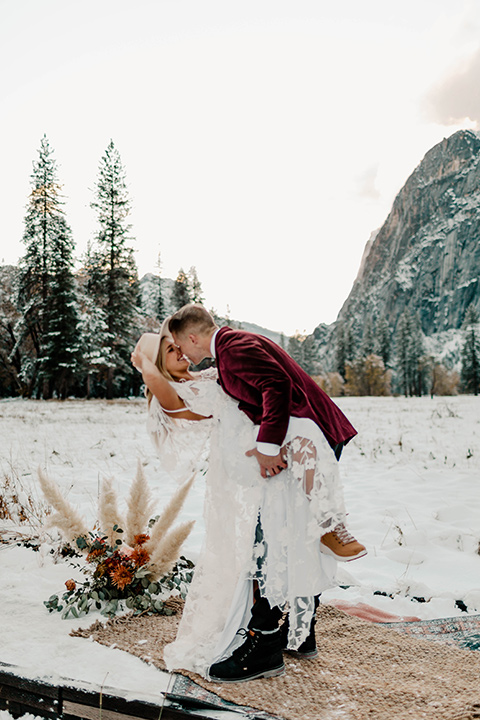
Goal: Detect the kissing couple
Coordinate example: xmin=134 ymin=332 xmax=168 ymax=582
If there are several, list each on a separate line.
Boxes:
xmin=131 ymin=303 xmax=366 ymax=683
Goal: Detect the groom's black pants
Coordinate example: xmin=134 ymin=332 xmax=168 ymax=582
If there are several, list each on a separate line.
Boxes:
xmin=249 ymin=512 xmax=320 ymax=631
xmin=248 ymin=589 xmax=321 ymax=632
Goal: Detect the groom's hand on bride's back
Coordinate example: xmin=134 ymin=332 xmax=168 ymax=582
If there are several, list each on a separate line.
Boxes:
xmin=245 ymin=448 xmax=288 ymax=479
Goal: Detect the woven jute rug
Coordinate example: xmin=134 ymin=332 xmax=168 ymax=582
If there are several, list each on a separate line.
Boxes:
xmin=72 ymin=599 xmax=480 ymax=720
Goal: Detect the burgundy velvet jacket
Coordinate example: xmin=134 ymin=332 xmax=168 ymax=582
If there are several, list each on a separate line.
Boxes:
xmin=214 ymin=327 xmax=357 ymax=452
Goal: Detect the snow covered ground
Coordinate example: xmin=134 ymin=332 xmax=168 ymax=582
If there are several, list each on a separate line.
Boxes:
xmin=0 ymin=394 xmax=479 ymax=705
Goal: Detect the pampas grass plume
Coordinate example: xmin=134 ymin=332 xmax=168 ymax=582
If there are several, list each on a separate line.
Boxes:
xmin=145 ymin=475 xmax=194 ymax=554
xmin=37 ymin=468 xmax=89 ymax=542
xmin=98 ymin=476 xmax=124 ymax=547
xmin=147 ymin=520 xmax=195 ymax=580
xmin=124 ymin=460 xmax=155 ymax=546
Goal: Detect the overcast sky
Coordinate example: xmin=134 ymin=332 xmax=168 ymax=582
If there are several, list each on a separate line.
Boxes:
xmin=1 ymin=0 xmax=479 ymax=335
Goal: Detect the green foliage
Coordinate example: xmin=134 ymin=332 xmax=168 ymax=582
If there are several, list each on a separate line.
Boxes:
xmin=44 ymin=531 xmax=194 ymax=619
xmin=172 ymin=268 xmax=192 ymax=310
xmin=374 ymin=313 xmax=391 ymax=367
xmin=16 ymin=135 xmax=79 ymax=398
xmin=187 ymin=266 xmax=204 ymax=305
xmin=85 ymin=141 xmax=139 ymax=398
xmin=461 ymin=304 xmax=480 ymax=395
xmin=335 ymin=320 xmax=355 ymax=379
xmin=395 ymin=309 xmax=425 ymax=396
xmin=360 ymin=316 xmax=374 ymax=357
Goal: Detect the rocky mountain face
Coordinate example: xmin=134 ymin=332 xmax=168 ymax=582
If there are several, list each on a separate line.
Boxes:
xmin=316 ymin=129 xmax=480 ymax=369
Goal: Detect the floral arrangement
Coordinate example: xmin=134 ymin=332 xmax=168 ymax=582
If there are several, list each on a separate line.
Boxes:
xmin=39 ymin=462 xmax=195 ymax=618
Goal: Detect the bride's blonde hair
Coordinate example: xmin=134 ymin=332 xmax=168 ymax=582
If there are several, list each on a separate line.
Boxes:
xmin=145 ymin=337 xmax=177 ymax=405
xmin=137 ymin=319 xmax=179 ymax=405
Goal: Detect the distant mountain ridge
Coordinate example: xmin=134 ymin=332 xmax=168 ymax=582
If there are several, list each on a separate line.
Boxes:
xmin=313 ymin=129 xmax=480 ymax=370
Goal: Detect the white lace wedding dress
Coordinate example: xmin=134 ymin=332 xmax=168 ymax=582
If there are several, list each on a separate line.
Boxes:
xmin=148 ymin=369 xmax=346 ymax=677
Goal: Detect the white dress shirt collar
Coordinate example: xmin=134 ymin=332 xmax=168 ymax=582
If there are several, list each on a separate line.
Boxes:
xmin=210 ymin=328 xmax=221 ymax=358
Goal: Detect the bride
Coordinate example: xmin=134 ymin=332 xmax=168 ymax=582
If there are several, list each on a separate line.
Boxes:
xmin=132 ymin=320 xmax=357 ymax=680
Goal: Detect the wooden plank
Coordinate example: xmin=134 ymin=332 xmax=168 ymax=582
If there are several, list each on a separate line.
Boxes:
xmin=62 ymin=686 xmax=214 ymax=720
xmin=0 ymin=669 xmax=58 ymax=699
xmin=0 ymin=664 xmax=247 ymax=720
xmin=63 ymin=686 xmax=165 ymax=719
xmin=0 ymin=670 xmax=60 ymax=718
xmin=63 ymin=699 xmax=148 ymax=720
xmin=63 ymin=697 xmax=208 ymax=720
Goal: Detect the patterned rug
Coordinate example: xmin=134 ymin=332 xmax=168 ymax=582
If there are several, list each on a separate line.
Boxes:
xmin=72 ymin=600 xmax=480 ymax=720
xmin=387 ymin=613 xmax=480 ymax=652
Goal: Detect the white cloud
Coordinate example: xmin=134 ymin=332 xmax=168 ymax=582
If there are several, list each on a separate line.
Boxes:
xmin=425 ymin=46 xmax=480 ymax=127
xmin=356 ymin=165 xmax=381 ymax=201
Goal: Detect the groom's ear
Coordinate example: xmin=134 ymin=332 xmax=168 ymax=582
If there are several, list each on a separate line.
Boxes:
xmin=188 ymin=332 xmax=198 ymax=345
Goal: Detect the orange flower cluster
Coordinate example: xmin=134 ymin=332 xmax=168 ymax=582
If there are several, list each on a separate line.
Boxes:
xmin=131 ymin=546 xmax=150 ymax=568
xmin=109 ymin=564 xmax=134 ymax=590
xmin=84 ymin=533 xmax=152 ymax=593
xmin=86 ymin=539 xmax=107 ymax=562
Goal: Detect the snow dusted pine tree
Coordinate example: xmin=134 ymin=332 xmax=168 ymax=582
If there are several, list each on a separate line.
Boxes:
xmin=187 ymin=266 xmax=204 ymax=305
xmin=0 ymin=266 xmax=22 ymax=396
xmin=16 ymin=136 xmax=79 ymax=398
xmin=360 ymin=316 xmax=374 ymax=357
xmin=288 ymin=333 xmax=304 ymax=367
xmin=155 ymin=252 xmax=166 ymax=323
xmin=172 ymin=268 xmax=192 ymax=310
xmin=301 ymin=335 xmax=317 ymax=375
xmin=335 ymin=320 xmax=355 ymax=379
xmin=87 ymin=141 xmax=139 ymax=398
xmin=395 ymin=308 xmax=424 ymax=396
xmin=76 ymin=291 xmax=111 ymax=398
xmin=461 ymin=304 xmax=480 ymax=395
xmin=40 ymin=222 xmax=80 ymax=398
xmin=374 ymin=313 xmax=391 ymax=367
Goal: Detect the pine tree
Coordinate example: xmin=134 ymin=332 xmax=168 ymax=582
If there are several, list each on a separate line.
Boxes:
xmin=335 ymin=320 xmax=355 ymax=379
xmin=40 ymin=219 xmax=80 ymax=399
xmin=172 ymin=268 xmax=192 ymax=310
xmin=361 ymin=316 xmax=374 ymax=357
xmin=86 ymin=141 xmax=139 ymax=398
xmin=410 ymin=311 xmax=425 ymax=396
xmin=288 ymin=333 xmax=304 ymax=367
xmin=77 ymin=292 xmax=112 ymax=398
xmin=395 ymin=308 xmax=425 ymax=396
xmin=155 ymin=252 xmax=166 ymax=323
xmin=302 ymin=334 xmax=317 ymax=375
xmin=0 ymin=266 xmax=22 ymax=396
xmin=187 ymin=266 xmax=204 ymax=305
xmin=16 ymin=135 xmax=79 ymax=398
xmin=374 ymin=313 xmax=391 ymax=367
xmin=335 ymin=323 xmax=346 ymax=379
xmin=461 ymin=304 xmax=480 ymax=395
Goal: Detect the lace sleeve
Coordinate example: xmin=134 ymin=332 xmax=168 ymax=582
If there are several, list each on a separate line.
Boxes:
xmin=174 ymin=369 xmax=221 ymax=418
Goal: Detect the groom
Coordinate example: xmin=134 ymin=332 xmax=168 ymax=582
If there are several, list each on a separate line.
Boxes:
xmin=169 ymin=303 xmax=364 ymax=681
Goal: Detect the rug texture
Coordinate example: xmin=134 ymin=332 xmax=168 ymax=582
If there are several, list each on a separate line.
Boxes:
xmin=72 ymin=599 xmax=480 ymax=720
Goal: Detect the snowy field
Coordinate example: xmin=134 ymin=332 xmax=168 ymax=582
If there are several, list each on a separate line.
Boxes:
xmin=1 ymin=394 xmax=480 ymax=706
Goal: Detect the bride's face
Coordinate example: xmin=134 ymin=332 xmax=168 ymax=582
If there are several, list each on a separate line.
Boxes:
xmin=163 ymin=340 xmax=190 ymax=377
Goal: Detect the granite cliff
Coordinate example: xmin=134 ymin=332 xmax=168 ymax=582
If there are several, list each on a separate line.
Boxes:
xmin=316 ymin=129 xmax=480 ymax=369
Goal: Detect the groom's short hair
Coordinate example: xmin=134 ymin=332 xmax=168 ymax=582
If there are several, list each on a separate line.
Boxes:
xmin=169 ymin=304 xmax=216 ymax=336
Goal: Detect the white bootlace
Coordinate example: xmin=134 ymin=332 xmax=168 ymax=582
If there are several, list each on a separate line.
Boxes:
xmin=334 ymin=523 xmax=355 ymax=545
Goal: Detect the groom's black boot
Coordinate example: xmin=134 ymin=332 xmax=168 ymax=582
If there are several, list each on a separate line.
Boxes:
xmin=209 ymin=591 xmax=284 ymax=683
